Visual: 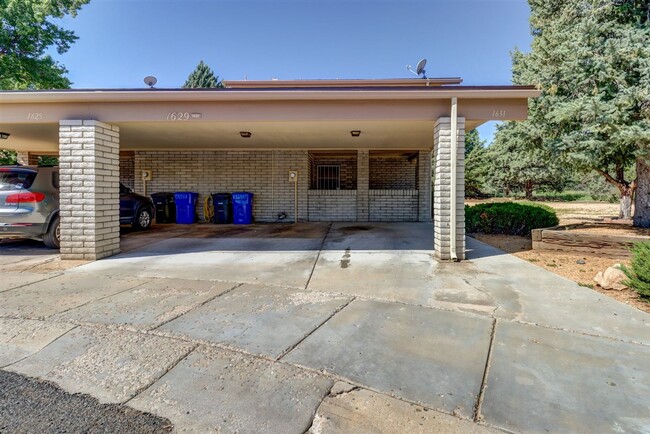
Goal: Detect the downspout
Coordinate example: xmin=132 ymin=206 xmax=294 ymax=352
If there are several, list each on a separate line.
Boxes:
xmin=450 ymin=97 xmax=458 ymax=261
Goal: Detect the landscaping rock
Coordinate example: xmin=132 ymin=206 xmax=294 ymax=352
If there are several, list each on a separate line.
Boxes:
xmin=593 ymin=264 xmax=628 ymax=291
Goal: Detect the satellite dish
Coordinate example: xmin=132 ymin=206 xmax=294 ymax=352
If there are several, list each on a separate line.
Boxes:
xmin=416 ymin=59 xmax=427 ymax=77
xmin=144 ymin=76 xmax=157 ymax=88
xmin=406 ymin=58 xmax=428 ymax=79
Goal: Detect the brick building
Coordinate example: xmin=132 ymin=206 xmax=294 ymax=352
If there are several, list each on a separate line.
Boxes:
xmin=0 ymin=78 xmax=538 ymax=261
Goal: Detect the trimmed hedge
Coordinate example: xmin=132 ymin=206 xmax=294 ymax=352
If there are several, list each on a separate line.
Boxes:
xmin=466 ymin=202 xmax=559 ymax=236
xmin=622 ymin=241 xmax=650 ymax=299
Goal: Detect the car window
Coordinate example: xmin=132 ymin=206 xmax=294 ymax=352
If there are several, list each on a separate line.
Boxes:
xmin=0 ymin=169 xmax=36 ymax=191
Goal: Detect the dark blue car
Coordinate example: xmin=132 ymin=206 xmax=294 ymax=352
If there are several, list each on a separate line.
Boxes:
xmin=119 ymin=182 xmax=155 ymax=230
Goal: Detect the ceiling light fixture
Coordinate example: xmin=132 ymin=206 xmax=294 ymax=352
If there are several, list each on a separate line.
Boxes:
xmin=240 ymin=131 xmax=252 ymax=138
xmin=350 ymin=130 xmax=361 ymax=137
xmin=0 ymin=132 xmax=10 ymax=140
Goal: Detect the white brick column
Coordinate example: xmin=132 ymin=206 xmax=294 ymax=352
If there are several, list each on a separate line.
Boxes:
xmin=418 ymin=150 xmax=432 ymax=222
xmin=433 ymin=117 xmax=465 ymax=260
xmin=59 ymin=120 xmax=120 ymax=260
xmin=357 ymin=150 xmax=369 ymax=221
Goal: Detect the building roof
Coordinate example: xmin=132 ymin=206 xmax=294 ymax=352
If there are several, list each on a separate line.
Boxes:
xmin=222 ymin=78 xmax=463 ymax=88
xmin=0 ymin=79 xmax=539 ymax=153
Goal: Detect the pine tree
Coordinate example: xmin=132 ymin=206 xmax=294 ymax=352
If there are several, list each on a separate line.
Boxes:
xmin=464 ymin=129 xmax=489 ymax=197
xmin=486 ymin=121 xmax=569 ymax=199
xmin=182 ymin=61 xmax=223 ymax=88
xmin=498 ymin=0 xmax=650 ymax=224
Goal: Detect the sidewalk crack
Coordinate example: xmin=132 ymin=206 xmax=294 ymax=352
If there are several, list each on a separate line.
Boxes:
xmin=474 ymin=317 xmax=497 ymax=423
xmin=305 ymin=222 xmax=333 ymax=291
xmin=276 ymin=296 xmax=355 ymax=361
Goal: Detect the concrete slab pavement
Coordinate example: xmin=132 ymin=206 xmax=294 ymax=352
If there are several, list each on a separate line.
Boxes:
xmin=308 ymin=223 xmax=496 ymax=316
xmin=0 ymin=271 xmax=61 ymax=293
xmin=481 ymin=321 xmax=650 ymax=433
xmin=466 ymin=238 xmax=650 ymax=344
xmin=71 ymin=237 xmax=323 ymax=289
xmin=157 ymin=283 xmax=352 ymax=358
xmin=129 ymin=345 xmax=333 ymax=433
xmin=51 ymin=278 xmax=237 ymax=330
xmin=2 ymin=223 xmax=650 ymax=433
xmin=284 ymin=299 xmax=494 ymax=418
xmin=0 ymin=274 xmax=149 ymax=319
xmin=8 ymin=327 xmax=195 ymax=403
xmin=0 ymin=318 xmax=76 ymax=367
xmin=309 ymin=382 xmax=500 ymax=434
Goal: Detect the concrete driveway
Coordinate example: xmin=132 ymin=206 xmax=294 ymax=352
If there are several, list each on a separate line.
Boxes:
xmin=0 ymin=223 xmax=649 ymax=433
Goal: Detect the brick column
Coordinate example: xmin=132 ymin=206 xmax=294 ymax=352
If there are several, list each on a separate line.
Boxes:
xmin=357 ymin=150 xmax=369 ymax=221
xmin=59 ymin=120 xmax=120 ymax=260
xmin=16 ymin=152 xmax=39 ymax=165
xmin=433 ymin=117 xmax=465 ymax=260
xmin=418 ymin=150 xmax=432 ymax=222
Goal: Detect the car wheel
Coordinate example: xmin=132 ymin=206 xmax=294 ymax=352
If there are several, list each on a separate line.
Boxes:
xmin=43 ymin=216 xmax=60 ymax=249
xmin=133 ymin=207 xmax=152 ymax=230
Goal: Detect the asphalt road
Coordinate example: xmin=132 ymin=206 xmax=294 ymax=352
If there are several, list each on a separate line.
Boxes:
xmin=0 ymin=371 xmax=172 ymax=433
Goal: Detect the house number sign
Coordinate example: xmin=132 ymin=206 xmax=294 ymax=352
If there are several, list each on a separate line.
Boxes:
xmin=166 ymin=112 xmax=190 ymax=121
xmin=166 ymin=112 xmax=202 ymax=121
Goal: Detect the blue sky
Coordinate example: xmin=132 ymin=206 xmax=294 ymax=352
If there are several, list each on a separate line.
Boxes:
xmin=56 ymin=0 xmax=532 ymax=143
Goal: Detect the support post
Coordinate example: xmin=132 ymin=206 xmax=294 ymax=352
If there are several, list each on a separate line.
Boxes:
xmin=357 ymin=150 xmax=369 ymax=222
xmin=418 ymin=150 xmax=432 ymax=222
xmin=433 ymin=116 xmax=465 ymax=260
xmin=59 ymin=120 xmax=121 ymax=260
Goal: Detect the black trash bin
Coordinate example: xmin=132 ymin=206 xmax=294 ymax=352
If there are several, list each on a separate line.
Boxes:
xmin=151 ymin=192 xmax=176 ymax=224
xmin=211 ymin=193 xmax=232 ymax=224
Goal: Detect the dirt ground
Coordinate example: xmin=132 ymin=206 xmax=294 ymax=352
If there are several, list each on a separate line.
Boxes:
xmin=467 ymin=200 xmax=650 ymax=314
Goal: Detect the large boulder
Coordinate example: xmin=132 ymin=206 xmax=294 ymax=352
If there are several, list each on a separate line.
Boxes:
xmin=594 ymin=264 xmax=629 ymax=291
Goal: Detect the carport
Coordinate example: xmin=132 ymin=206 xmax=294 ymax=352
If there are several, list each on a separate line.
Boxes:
xmin=0 ymin=78 xmax=537 ymax=260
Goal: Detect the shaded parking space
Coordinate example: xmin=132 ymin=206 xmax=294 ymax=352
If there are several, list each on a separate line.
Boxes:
xmin=1 ymin=222 xmax=649 ymax=433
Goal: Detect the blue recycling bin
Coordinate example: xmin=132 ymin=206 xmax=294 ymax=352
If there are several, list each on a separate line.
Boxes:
xmin=174 ymin=192 xmax=199 ymax=224
xmin=232 ymin=192 xmax=254 ymax=224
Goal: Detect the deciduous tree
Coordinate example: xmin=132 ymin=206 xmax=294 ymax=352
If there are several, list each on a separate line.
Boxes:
xmin=0 ymin=0 xmax=89 ymax=89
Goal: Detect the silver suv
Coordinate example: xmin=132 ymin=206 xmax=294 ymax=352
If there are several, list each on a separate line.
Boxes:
xmin=0 ymin=166 xmax=60 ymax=248
xmin=1 ymin=165 xmax=155 ymax=249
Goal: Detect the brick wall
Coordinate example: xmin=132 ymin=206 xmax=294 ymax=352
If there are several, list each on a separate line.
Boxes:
xmin=308 ymin=190 xmax=357 ymax=221
xmin=309 ymin=154 xmax=357 ymax=190
xmin=132 ymin=149 xmax=424 ymax=224
xmin=134 ymin=150 xmax=309 ymax=222
xmin=369 ymin=190 xmax=418 ymax=222
xmin=369 ymin=157 xmax=417 ymax=189
xmin=119 ymin=151 xmax=135 ymax=190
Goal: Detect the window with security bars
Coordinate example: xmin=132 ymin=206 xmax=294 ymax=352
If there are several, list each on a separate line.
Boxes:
xmin=316 ymin=165 xmax=341 ymax=190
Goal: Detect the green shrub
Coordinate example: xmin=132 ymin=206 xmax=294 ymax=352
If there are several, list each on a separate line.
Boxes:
xmin=622 ymin=242 xmax=650 ymax=299
xmin=465 ymin=202 xmax=559 ymax=236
